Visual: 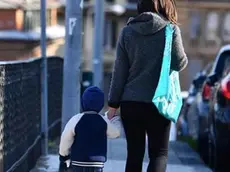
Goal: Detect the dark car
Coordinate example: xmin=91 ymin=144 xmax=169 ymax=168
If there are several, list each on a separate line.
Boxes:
xmin=196 ymin=45 xmax=230 ymax=169
xmin=207 ymin=58 xmax=230 ymax=171
xmin=186 ymin=68 xmax=210 ymax=115
xmin=177 ymin=63 xmax=212 ymax=137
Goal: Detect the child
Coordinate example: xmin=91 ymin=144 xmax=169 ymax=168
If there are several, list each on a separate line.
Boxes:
xmin=59 ymin=86 xmax=120 ymax=172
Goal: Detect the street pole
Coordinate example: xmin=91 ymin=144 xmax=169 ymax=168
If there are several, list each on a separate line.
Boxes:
xmin=40 ymin=0 xmax=48 ymax=155
xmin=93 ymin=0 xmax=105 ymax=89
xmin=61 ymin=0 xmax=83 ymax=130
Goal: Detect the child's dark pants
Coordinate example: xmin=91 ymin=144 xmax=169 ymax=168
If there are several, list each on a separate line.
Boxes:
xmin=70 ymin=166 xmax=103 ymax=172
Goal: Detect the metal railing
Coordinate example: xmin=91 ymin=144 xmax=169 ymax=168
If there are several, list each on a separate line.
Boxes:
xmin=0 ymin=56 xmax=63 ymax=172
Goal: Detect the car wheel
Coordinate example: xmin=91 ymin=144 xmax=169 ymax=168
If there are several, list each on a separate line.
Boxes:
xmin=208 ymin=123 xmax=216 ymax=169
xmin=198 ymin=132 xmax=209 ymax=164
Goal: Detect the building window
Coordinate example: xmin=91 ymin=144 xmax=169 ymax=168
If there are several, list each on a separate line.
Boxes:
xmin=189 ymin=12 xmax=200 ymax=40
xmin=24 ymin=11 xmax=32 ymax=30
xmin=46 ymin=10 xmax=52 ymax=26
xmin=111 ymin=21 xmax=118 ymax=48
xmin=103 ymin=19 xmax=117 ymax=51
xmin=24 ymin=9 xmax=52 ymax=31
xmin=32 ymin=10 xmax=40 ymax=29
xmin=222 ymin=13 xmax=230 ymax=42
xmin=205 ymin=12 xmax=219 ymax=43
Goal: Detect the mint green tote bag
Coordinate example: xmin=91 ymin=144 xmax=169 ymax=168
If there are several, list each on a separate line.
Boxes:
xmin=152 ymin=24 xmax=183 ymax=123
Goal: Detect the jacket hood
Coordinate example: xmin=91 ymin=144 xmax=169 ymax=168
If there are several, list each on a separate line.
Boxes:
xmin=127 ymin=12 xmax=168 ymax=35
xmin=81 ymin=86 xmax=104 ymax=113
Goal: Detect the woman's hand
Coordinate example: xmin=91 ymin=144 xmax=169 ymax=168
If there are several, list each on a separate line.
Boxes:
xmin=107 ymin=107 xmax=117 ymax=120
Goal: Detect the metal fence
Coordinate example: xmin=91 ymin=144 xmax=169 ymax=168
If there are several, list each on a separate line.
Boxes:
xmin=0 ymin=56 xmax=63 ymax=172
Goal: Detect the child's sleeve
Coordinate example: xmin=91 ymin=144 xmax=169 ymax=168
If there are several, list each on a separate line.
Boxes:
xmin=59 ymin=113 xmax=84 ymax=156
xmin=102 ymin=116 xmax=120 ymax=138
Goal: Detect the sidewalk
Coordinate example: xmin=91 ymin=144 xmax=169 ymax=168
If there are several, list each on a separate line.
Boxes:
xmin=31 ymin=138 xmax=212 ymax=172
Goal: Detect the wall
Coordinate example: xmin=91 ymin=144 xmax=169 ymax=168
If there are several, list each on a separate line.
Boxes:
xmin=0 ymin=38 xmax=65 ymax=61
xmin=0 ymin=9 xmax=17 ymax=30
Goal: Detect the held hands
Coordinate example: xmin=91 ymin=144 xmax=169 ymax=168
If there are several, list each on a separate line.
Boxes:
xmin=106 ymin=107 xmax=117 ymax=120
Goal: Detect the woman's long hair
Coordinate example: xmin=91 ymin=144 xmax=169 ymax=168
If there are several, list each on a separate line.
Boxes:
xmin=137 ymin=0 xmax=178 ymax=24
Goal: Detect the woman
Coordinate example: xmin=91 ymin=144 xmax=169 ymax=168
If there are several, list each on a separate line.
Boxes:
xmin=107 ymin=0 xmax=188 ymax=172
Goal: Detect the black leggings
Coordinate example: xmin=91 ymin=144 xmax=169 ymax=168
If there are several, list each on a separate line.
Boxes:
xmin=120 ymin=101 xmax=171 ymax=172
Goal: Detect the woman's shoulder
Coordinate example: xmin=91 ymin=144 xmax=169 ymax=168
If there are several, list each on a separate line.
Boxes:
xmin=121 ymin=25 xmax=132 ymax=34
xmin=170 ymin=24 xmax=181 ymax=33
xmin=118 ymin=25 xmax=133 ymax=42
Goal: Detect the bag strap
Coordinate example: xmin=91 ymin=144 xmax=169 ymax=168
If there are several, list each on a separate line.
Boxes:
xmin=164 ymin=23 xmax=174 ymax=72
xmin=154 ymin=23 xmax=175 ymax=97
xmin=160 ymin=23 xmax=175 ymax=77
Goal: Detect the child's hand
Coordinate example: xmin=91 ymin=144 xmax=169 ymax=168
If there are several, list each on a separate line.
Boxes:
xmin=59 ymin=154 xmax=70 ymax=171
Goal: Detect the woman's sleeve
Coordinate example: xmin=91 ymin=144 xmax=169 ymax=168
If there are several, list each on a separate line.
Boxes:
xmin=108 ymin=29 xmax=129 ymax=108
xmin=171 ymin=25 xmax=188 ymax=72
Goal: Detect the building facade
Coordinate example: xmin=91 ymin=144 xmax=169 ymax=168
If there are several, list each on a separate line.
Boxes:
xmin=0 ymin=0 xmax=65 ymax=61
xmin=176 ymin=0 xmax=230 ymax=89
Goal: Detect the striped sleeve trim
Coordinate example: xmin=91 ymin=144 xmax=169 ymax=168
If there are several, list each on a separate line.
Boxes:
xmin=72 ymin=161 xmax=104 ymax=168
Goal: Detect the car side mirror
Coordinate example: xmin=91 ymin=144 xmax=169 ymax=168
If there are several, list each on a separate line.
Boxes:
xmin=207 ymin=73 xmax=219 ymax=86
xmin=193 ymin=75 xmax=207 ymax=88
xmin=193 ymin=79 xmax=200 ymax=88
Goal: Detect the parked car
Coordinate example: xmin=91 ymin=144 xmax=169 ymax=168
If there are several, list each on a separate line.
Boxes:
xmin=196 ymin=45 xmax=230 ymax=168
xmin=186 ymin=71 xmax=208 ymax=115
xmin=177 ymin=63 xmax=212 ymax=137
xmin=207 ymin=58 xmax=230 ymax=171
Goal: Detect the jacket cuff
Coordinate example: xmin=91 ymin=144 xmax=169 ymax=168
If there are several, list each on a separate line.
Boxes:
xmin=59 ymin=154 xmax=70 ymax=162
xmin=108 ymin=102 xmax=120 ymax=109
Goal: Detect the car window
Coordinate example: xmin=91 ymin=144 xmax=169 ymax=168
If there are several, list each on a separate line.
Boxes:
xmin=203 ymin=62 xmax=213 ymax=75
xmin=213 ymin=52 xmax=230 ymax=77
xmin=223 ymin=57 xmax=230 ymax=78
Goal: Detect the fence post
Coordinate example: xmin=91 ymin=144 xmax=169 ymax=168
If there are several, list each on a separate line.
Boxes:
xmin=61 ymin=0 xmax=83 ymax=130
xmin=93 ymin=0 xmax=105 ymax=89
xmin=40 ymin=0 xmax=48 ymax=155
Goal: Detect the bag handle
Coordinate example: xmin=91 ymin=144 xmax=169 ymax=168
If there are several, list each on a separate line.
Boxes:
xmin=155 ymin=23 xmax=174 ymax=97
xmin=164 ymin=23 xmax=174 ymax=75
